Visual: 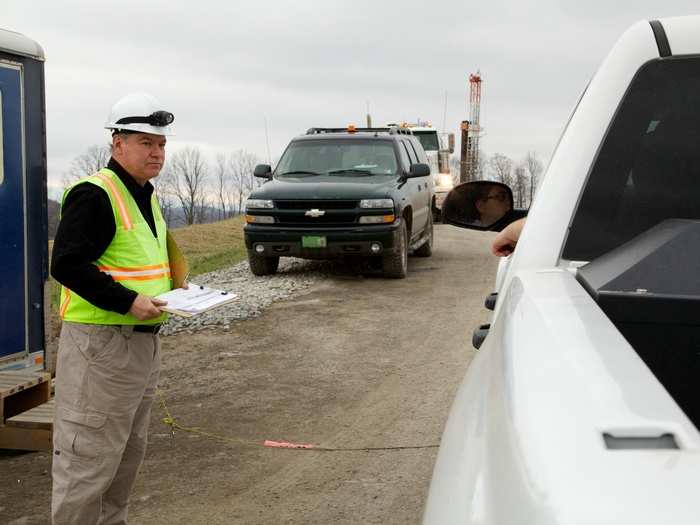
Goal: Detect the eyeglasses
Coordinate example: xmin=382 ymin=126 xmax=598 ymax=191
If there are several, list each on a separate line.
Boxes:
xmin=116 ymin=110 xmax=175 ymax=127
xmin=484 ymin=192 xmax=509 ymax=202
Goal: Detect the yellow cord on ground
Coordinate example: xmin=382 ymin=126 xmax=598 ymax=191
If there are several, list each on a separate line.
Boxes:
xmin=156 ymin=388 xmax=438 ymax=452
xmin=157 ymin=388 xmax=262 ymax=448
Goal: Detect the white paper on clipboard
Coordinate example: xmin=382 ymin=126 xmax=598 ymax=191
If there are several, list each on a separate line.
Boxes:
xmin=157 ymin=283 xmax=237 ymax=317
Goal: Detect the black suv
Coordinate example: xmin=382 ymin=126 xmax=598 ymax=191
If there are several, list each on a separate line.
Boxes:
xmin=244 ymin=126 xmax=434 ymax=278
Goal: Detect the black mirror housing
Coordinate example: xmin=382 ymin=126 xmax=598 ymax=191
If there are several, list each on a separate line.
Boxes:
xmin=254 ymin=164 xmax=272 ymax=178
xmin=442 ymin=180 xmax=526 ymax=232
xmin=407 ymin=163 xmax=431 ymax=178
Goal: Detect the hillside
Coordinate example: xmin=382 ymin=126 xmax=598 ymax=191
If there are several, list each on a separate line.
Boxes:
xmin=168 ymin=216 xmax=247 ymax=276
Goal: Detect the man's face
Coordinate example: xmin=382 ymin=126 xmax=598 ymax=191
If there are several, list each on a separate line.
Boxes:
xmin=476 ymin=187 xmax=511 ymax=224
xmin=112 ymin=132 xmax=166 ymax=185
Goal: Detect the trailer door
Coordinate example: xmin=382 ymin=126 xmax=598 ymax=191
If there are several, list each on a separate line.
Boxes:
xmin=0 ymin=62 xmax=26 ymax=361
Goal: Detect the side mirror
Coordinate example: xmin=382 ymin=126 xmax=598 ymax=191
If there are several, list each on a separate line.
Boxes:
xmin=407 ymin=163 xmax=431 ymax=178
xmin=448 ymin=133 xmax=455 ymax=154
xmin=254 ymin=164 xmax=272 ymax=178
xmin=442 ymin=181 xmax=524 ymax=231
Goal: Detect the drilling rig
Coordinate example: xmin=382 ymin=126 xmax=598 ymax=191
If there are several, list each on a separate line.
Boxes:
xmin=460 ymin=72 xmax=484 ymax=182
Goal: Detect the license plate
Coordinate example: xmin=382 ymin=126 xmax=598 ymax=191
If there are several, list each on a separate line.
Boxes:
xmin=302 ymin=235 xmax=327 ymax=248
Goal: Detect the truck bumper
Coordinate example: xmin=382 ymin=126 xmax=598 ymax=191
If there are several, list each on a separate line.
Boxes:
xmin=244 ymin=221 xmax=403 ymax=259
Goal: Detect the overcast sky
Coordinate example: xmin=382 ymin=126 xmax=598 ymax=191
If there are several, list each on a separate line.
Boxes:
xmin=5 ymin=1 xmax=699 ymax=196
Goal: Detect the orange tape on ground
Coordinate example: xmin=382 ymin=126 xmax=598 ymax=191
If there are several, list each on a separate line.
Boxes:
xmin=264 ymin=440 xmax=316 ymax=449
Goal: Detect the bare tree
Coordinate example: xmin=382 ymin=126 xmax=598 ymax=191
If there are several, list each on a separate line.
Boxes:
xmin=214 ymin=153 xmax=229 ymax=220
xmin=152 ymin=166 xmax=175 ymax=227
xmin=165 ymin=147 xmax=209 ymax=225
xmin=524 ymin=151 xmax=544 ymax=205
xmin=488 ymin=153 xmax=514 ymax=186
xmin=513 ymin=165 xmax=528 ymax=208
xmin=231 ymin=149 xmax=260 ymax=214
xmin=62 ymin=144 xmax=111 ymax=187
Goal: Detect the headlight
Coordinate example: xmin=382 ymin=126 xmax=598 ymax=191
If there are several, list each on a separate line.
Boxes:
xmin=359 ymin=215 xmax=395 ymax=224
xmin=246 ymin=199 xmax=274 ymax=209
xmin=360 ymin=198 xmax=393 ymax=209
xmin=245 ymin=215 xmax=275 ymax=224
xmin=437 ymin=174 xmax=453 ymax=188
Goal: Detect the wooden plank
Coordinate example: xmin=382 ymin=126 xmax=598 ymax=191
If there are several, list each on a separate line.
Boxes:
xmin=0 ymin=425 xmax=52 ymax=451
xmin=0 ymin=372 xmax=51 ymax=424
xmin=0 ymin=371 xmax=50 ymax=399
xmin=7 ymin=399 xmax=54 ymax=429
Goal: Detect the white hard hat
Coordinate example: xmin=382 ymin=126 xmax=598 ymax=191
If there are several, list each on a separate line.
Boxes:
xmin=104 ymin=92 xmax=175 ymax=135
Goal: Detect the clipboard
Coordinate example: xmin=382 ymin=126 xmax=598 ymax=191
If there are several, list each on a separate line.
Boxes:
xmin=157 ymin=283 xmax=238 ymax=317
xmin=167 ymin=231 xmax=189 ymax=289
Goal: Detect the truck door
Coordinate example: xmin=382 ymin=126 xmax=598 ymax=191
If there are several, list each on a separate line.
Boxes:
xmin=400 ymin=139 xmax=429 ymax=236
xmin=0 ymin=62 xmax=26 ymax=362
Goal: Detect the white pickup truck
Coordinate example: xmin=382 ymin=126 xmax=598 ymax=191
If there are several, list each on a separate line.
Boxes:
xmin=424 ymin=16 xmax=700 ymax=525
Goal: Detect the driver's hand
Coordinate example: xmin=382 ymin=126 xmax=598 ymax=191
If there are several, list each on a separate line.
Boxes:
xmin=491 ymin=218 xmax=526 ymax=257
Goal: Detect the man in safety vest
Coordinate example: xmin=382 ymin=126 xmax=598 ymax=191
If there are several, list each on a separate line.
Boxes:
xmin=50 ymin=92 xmax=177 ymax=524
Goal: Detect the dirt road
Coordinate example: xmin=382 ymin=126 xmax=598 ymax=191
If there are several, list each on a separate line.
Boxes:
xmin=1 ymin=226 xmax=498 ymax=525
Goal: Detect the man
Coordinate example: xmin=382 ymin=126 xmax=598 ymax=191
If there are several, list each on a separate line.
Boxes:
xmin=474 ymin=186 xmax=511 ymax=227
xmin=51 ymin=92 xmax=176 ymax=524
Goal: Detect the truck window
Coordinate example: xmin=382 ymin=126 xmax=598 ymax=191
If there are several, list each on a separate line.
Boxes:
xmin=409 ymin=138 xmax=429 ymax=164
xmin=562 ymin=57 xmax=700 ymax=261
xmin=276 ymin=139 xmax=398 ymax=176
xmin=413 ymin=131 xmax=439 ymax=152
xmin=397 ymin=141 xmax=411 ymax=171
xmin=402 ymin=140 xmax=418 ymax=164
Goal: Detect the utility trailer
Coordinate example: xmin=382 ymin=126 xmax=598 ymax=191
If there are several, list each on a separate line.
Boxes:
xmin=0 ymin=28 xmax=52 ymax=451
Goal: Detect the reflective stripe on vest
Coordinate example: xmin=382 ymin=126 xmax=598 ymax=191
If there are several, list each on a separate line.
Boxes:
xmin=95 ymin=171 xmax=134 ymax=231
xmin=59 ymin=168 xmax=171 ymax=325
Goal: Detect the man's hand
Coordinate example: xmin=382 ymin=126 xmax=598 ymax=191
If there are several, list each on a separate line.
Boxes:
xmin=129 ymin=294 xmax=167 ymax=320
xmin=491 ymin=218 xmax=526 ymax=257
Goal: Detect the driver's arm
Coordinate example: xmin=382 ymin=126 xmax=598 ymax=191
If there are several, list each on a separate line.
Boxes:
xmin=491 ymin=218 xmax=526 ymax=257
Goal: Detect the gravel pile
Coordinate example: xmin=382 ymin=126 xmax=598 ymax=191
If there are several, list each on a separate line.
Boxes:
xmin=160 ymin=258 xmax=332 ymax=335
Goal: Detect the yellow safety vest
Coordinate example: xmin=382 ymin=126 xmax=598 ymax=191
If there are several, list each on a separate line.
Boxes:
xmin=59 ymin=168 xmax=171 ymax=325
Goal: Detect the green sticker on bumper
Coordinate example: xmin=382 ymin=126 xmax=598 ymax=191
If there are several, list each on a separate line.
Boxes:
xmin=302 ymin=236 xmax=327 ymax=248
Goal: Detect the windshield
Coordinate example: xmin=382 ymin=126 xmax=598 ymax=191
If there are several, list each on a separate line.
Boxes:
xmin=275 ymin=139 xmax=398 ymax=177
xmin=413 ymin=131 xmax=439 ymax=152
xmin=563 ymin=57 xmax=700 ymax=261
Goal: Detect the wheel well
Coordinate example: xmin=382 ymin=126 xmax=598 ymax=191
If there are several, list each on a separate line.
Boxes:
xmin=402 ymin=207 xmax=413 ymax=239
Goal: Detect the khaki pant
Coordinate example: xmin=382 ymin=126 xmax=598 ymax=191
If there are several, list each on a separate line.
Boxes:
xmin=52 ymin=322 xmax=160 ymax=525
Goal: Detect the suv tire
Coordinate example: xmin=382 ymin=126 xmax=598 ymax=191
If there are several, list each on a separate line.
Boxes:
xmin=383 ymin=222 xmax=408 ymax=278
xmin=414 ymin=215 xmax=433 ymax=257
xmin=248 ymin=251 xmax=280 ymax=276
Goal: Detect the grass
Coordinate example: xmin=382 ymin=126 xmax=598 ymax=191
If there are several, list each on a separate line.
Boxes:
xmin=49 ymin=216 xmax=248 ymax=313
xmin=168 ymin=216 xmax=248 ymax=277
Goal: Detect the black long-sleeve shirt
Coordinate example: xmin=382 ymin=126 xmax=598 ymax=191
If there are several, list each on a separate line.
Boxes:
xmin=51 ymin=158 xmax=158 ymax=314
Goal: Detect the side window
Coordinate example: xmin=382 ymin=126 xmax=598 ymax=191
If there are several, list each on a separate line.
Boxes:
xmin=402 ymin=140 xmax=418 ymax=164
xmin=563 ymin=57 xmax=700 ymax=261
xmin=410 ymin=138 xmax=429 ymax=164
xmin=407 ymin=139 xmax=423 ymax=164
xmin=0 ymin=90 xmax=4 ymax=185
xmin=397 ymin=142 xmax=411 ymax=171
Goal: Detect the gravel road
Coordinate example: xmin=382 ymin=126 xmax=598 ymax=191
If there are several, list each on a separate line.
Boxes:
xmin=161 ymin=258 xmax=333 ymax=336
xmin=1 ymin=225 xmax=499 ymax=525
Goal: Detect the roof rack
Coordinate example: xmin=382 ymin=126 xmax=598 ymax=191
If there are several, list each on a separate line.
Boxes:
xmin=305 ymin=126 xmax=414 ymax=136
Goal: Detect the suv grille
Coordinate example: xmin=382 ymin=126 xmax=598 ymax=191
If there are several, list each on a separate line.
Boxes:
xmin=275 ymin=200 xmax=358 ymax=210
xmin=269 ymin=200 xmax=363 ymax=226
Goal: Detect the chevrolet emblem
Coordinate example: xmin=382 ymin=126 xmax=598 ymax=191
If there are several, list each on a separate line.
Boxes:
xmin=305 ymin=209 xmax=325 ymax=217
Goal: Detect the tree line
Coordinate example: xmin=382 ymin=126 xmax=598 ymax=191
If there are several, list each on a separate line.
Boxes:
xmin=449 ymin=150 xmax=544 ymax=209
xmin=62 ymin=144 xmax=265 ymax=227
xmin=62 ymin=144 xmax=545 ymax=228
